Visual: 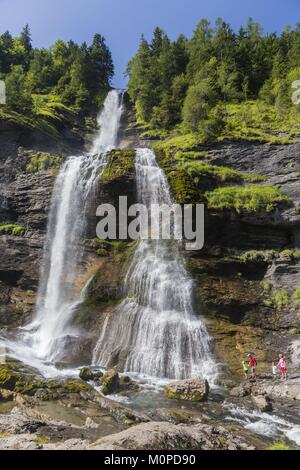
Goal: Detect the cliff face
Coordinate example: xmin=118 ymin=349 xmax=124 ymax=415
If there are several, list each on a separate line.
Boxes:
xmin=1 ymin=107 xmax=300 ymax=380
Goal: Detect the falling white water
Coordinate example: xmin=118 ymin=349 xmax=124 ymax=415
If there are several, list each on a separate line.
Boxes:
xmin=93 ymin=148 xmax=217 ymax=383
xmin=2 ymin=90 xmax=123 ymax=367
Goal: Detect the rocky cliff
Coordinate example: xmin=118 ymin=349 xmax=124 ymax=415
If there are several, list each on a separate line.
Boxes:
xmin=1 ymin=105 xmax=300 ymax=380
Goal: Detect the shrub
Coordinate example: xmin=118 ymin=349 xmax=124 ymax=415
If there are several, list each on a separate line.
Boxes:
xmin=0 ymin=224 xmax=25 ymax=236
xmin=293 ymin=287 xmax=300 ymax=305
xmin=180 ymin=161 xmax=265 ymax=184
xmin=271 ymin=290 xmax=290 ymax=310
xmin=265 ymin=440 xmax=290 ymax=450
xmin=239 ymin=250 xmax=277 ymax=263
xmin=26 ymin=152 xmax=62 ymax=173
xmin=205 ymin=185 xmax=291 ymax=213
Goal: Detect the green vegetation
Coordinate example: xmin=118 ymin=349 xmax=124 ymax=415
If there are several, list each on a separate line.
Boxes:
xmin=0 ymin=223 xmax=25 ymax=236
xmin=179 ymin=161 xmax=265 ymax=183
xmin=261 ymin=280 xmax=272 ymax=293
xmin=270 ymin=290 xmax=290 ymax=310
xmin=101 ymin=149 xmax=136 ymax=183
xmin=239 ymin=249 xmax=300 ymax=264
xmin=0 ymin=363 xmax=89 ymax=396
xmin=168 ymin=170 xmax=200 ymax=204
xmin=88 ymin=238 xmax=129 ymax=257
xmin=0 ymin=26 xmax=113 ymax=132
xmin=35 ymin=436 xmax=50 ymax=446
xmin=238 ymin=250 xmax=278 ymax=263
xmin=261 ymin=283 xmax=300 ymax=311
xmin=205 ymin=185 xmax=291 ymax=213
xmin=127 ymin=19 xmax=300 ymax=143
xmin=26 ymin=152 xmax=63 ymax=173
xmin=265 ymin=440 xmax=290 ymax=450
xmin=293 ymin=286 xmax=300 ymax=305
xmin=280 ymin=249 xmax=300 ymax=260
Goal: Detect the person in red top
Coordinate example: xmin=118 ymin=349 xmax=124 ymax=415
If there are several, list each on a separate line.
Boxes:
xmin=278 ymin=354 xmax=287 ymax=382
xmin=248 ymin=352 xmax=257 ymax=381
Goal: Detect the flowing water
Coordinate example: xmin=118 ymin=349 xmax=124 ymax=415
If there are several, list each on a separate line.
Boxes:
xmin=1 ymin=89 xmax=123 ymax=369
xmin=93 ymin=148 xmax=217 ymax=383
xmin=224 ymin=403 xmax=300 ymax=447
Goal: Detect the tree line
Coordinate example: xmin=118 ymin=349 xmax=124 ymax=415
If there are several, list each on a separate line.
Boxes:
xmin=0 ymin=25 xmax=113 ymax=124
xmin=126 ymin=18 xmax=300 ymax=134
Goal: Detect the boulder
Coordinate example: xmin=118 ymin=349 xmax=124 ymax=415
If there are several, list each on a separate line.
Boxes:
xmin=91 ymin=421 xmax=255 ymax=450
xmin=101 ymin=369 xmax=120 ymax=395
xmin=229 ymin=383 xmax=253 ymax=397
xmin=252 ymin=394 xmax=273 ymax=412
xmin=164 ymin=378 xmax=209 ymax=402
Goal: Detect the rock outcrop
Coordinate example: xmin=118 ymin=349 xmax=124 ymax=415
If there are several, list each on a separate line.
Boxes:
xmin=91 ymin=421 xmax=255 ymax=450
xmin=165 ymin=379 xmax=210 ymax=402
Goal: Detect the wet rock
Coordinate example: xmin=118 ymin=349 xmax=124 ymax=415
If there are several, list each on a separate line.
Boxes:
xmin=0 ymin=363 xmax=91 ymax=398
xmin=229 ymin=382 xmax=253 ymax=397
xmin=81 ymin=390 xmax=150 ymax=425
xmin=118 ymin=375 xmax=140 ymax=393
xmin=252 ymin=394 xmax=273 ymax=412
xmin=79 ymin=367 xmax=103 ymax=383
xmin=164 ymin=379 xmax=209 ymax=402
xmin=0 ymin=388 xmax=15 ymax=402
xmin=149 ymin=408 xmax=202 ymax=425
xmin=101 ymin=369 xmax=120 ymax=395
xmin=120 ymin=375 xmax=131 ymax=385
xmin=253 ymin=377 xmax=300 ymax=401
xmin=91 ymin=421 xmax=256 ymax=450
xmin=0 ymin=364 xmax=22 ymax=391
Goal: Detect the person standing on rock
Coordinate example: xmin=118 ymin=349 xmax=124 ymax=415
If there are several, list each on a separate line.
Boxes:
xmin=278 ymin=354 xmax=287 ymax=382
xmin=248 ymin=353 xmax=257 ymax=381
xmin=272 ymin=361 xmax=279 ymax=380
xmin=242 ymin=360 xmax=249 ymax=379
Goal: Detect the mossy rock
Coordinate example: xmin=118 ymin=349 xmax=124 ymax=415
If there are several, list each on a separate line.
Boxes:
xmin=0 ymin=364 xmax=20 ymax=390
xmin=26 ymin=152 xmax=63 ymax=173
xmin=101 ymin=149 xmax=136 ymax=183
xmin=205 ymin=185 xmax=291 ymax=214
xmin=102 ymin=368 xmax=120 ymax=395
xmin=79 ymin=367 xmax=103 ymax=382
xmin=167 ymin=169 xmax=200 ymax=204
xmin=0 ymin=364 xmax=89 ymax=396
xmin=164 ymin=378 xmax=209 ymax=402
xmin=155 ymin=146 xmax=200 ymax=204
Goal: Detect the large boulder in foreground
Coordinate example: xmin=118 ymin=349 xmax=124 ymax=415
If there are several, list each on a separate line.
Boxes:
xmin=164 ymin=378 xmax=209 ymax=402
xmin=91 ymin=421 xmax=255 ymax=450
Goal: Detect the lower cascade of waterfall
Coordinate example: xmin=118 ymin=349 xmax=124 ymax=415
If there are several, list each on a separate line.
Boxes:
xmin=93 ymin=148 xmax=217 ymax=383
xmin=0 ymin=90 xmax=124 ymax=371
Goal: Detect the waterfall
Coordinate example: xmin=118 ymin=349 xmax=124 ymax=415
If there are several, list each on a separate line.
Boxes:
xmin=17 ymin=90 xmax=123 ymax=364
xmin=93 ymin=148 xmax=217 ymax=383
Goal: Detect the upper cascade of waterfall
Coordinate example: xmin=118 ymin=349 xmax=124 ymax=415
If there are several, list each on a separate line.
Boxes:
xmin=93 ymin=148 xmax=218 ymax=384
xmin=91 ymin=89 xmax=124 ymax=155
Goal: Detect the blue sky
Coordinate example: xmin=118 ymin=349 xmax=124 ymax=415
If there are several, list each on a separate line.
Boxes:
xmin=0 ymin=0 xmax=299 ymax=87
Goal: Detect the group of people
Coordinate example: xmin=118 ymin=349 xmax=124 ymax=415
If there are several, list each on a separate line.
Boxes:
xmin=242 ymin=353 xmax=287 ymax=383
